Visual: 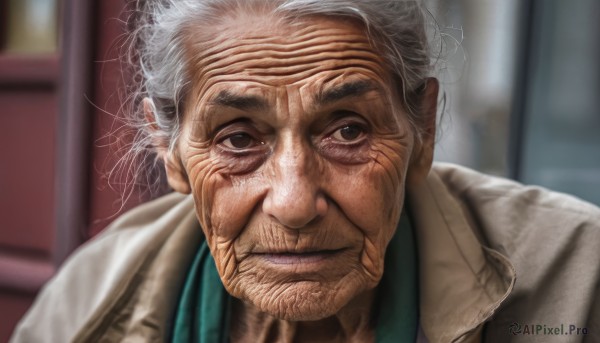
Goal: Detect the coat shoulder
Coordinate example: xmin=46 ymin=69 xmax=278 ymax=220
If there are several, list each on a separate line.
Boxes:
xmin=10 ymin=193 xmax=194 ymax=343
xmin=431 ymin=163 xmax=600 ymax=342
xmin=432 ymin=163 xmax=600 ymax=243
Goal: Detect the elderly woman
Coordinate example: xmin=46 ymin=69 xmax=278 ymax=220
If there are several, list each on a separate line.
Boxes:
xmin=11 ymin=0 xmax=600 ymax=342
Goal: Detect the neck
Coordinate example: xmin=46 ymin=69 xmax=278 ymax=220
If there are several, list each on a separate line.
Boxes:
xmin=230 ymin=288 xmax=377 ymax=343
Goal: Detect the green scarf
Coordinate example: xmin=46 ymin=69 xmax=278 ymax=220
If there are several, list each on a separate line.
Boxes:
xmin=171 ymin=211 xmax=418 ymax=342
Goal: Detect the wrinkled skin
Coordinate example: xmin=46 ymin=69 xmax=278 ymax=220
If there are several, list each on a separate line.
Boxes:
xmin=150 ymin=10 xmax=437 ymax=343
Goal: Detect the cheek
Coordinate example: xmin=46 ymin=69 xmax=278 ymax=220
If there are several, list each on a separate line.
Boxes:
xmin=184 ymin=143 xmax=268 ymax=268
xmin=208 ymin=174 xmax=266 ymax=242
xmin=329 ymin=136 xmax=412 ymax=239
xmin=184 ymin=142 xmax=218 ymax=230
xmin=323 ymin=135 xmax=412 ymax=281
xmin=184 ymin=134 xmax=264 ymax=230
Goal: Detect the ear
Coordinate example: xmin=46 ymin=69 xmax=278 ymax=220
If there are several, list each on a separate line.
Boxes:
xmin=407 ymin=78 xmax=439 ymax=185
xmin=143 ymin=98 xmax=191 ymax=194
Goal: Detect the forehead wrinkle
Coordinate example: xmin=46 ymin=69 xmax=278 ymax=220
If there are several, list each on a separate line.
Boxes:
xmin=202 ymin=44 xmax=379 ymax=75
xmin=189 ymin=38 xmax=380 ymax=87
xmin=195 ymin=32 xmax=376 ymax=69
xmin=183 ymin=20 xmax=383 ymax=84
xmin=193 ymin=20 xmax=371 ymax=57
xmin=183 ymin=16 xmax=394 ymax=118
xmin=190 ymin=56 xmax=386 ymax=97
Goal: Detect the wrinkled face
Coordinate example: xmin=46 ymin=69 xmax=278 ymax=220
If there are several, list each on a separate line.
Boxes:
xmin=170 ymin=13 xmax=428 ymax=321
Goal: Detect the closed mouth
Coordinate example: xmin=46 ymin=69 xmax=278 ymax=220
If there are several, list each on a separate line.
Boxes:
xmin=256 ymin=248 xmax=346 ymax=265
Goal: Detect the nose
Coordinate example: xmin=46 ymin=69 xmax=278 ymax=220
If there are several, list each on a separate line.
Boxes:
xmin=262 ymin=137 xmax=328 ymax=229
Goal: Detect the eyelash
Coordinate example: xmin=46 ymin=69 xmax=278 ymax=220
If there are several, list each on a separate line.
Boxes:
xmin=217 ymin=131 xmax=261 ymax=150
xmin=326 ymin=119 xmax=369 ymax=143
xmin=213 ymin=119 xmax=266 ymax=154
xmin=337 ymin=123 xmax=366 ymax=136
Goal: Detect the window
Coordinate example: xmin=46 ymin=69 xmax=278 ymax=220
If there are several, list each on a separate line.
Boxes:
xmin=517 ymin=0 xmax=600 ymax=205
xmin=3 ymin=0 xmax=59 ymax=54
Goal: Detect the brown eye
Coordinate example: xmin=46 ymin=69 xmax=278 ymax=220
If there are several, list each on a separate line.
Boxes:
xmin=331 ymin=124 xmax=365 ymax=142
xmin=222 ymin=133 xmax=257 ymax=149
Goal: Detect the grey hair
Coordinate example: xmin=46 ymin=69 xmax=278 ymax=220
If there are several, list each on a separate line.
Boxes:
xmin=120 ymin=0 xmax=438 ymax=195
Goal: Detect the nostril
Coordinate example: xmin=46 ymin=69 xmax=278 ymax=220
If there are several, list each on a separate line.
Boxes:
xmin=315 ymin=194 xmax=328 ymax=217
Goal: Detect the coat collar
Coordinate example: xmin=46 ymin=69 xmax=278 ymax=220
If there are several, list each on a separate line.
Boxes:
xmin=408 ymin=164 xmax=516 ymax=343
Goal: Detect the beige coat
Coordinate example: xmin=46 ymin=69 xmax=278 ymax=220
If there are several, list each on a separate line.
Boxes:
xmin=11 ymin=163 xmax=600 ymax=342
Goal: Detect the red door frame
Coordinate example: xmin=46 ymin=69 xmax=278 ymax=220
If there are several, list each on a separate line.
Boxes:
xmin=0 ymin=1 xmax=148 ymax=340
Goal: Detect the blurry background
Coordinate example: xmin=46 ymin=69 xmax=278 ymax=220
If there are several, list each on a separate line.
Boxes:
xmin=0 ymin=0 xmax=598 ymax=340
xmin=427 ymin=0 xmax=600 ymax=202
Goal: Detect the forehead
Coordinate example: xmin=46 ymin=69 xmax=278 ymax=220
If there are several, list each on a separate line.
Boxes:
xmin=182 ymin=13 xmax=393 ymax=100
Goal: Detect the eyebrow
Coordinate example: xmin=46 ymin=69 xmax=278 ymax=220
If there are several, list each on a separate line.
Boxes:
xmin=208 ymin=80 xmax=376 ymax=111
xmin=210 ymin=90 xmax=268 ymax=111
xmin=317 ymin=80 xmax=377 ymax=105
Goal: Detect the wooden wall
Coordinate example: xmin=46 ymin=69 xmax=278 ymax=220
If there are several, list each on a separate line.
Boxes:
xmin=0 ymin=1 xmax=148 ymax=340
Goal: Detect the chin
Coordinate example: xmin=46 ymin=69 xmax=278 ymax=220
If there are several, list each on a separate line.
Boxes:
xmin=237 ymin=278 xmax=369 ymax=321
xmin=262 ymin=285 xmax=343 ymax=321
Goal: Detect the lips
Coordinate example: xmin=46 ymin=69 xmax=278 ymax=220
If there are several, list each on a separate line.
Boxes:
xmin=256 ymin=248 xmax=346 ymax=265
